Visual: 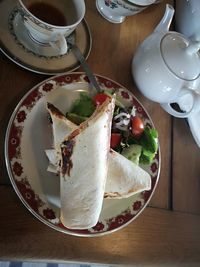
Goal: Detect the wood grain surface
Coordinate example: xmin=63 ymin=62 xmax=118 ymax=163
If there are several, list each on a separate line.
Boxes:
xmin=173 ymin=117 xmax=200 ymax=214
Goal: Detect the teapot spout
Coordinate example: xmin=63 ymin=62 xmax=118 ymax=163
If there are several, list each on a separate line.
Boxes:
xmin=154 ymin=4 xmax=174 ymax=33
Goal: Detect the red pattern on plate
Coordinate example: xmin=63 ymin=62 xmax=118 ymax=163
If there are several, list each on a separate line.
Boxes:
xmin=16 ymin=110 xmax=27 ymax=123
xmin=6 ymin=73 xmax=160 ymax=236
xmin=142 ymin=177 xmax=157 ymax=203
xmin=98 ymin=76 xmax=121 ymax=89
xmin=22 ymin=89 xmax=42 ymax=109
xmin=92 ymin=221 xmax=105 ymax=232
xmin=107 ymin=211 xmax=133 ymax=231
xmin=13 ymin=162 xmax=23 ymax=176
xmin=121 ymin=90 xmax=130 ymax=99
xmin=43 ymin=208 xmax=56 ymax=220
xmin=16 ymin=180 xmax=41 ymax=212
xmin=133 ymin=200 xmax=142 ymax=211
xmin=8 ymin=125 xmax=21 ymax=159
xmin=42 ymin=82 xmax=54 ymax=92
xmin=54 ymin=73 xmax=81 ymax=84
xmin=151 ymin=162 xmax=158 ymax=173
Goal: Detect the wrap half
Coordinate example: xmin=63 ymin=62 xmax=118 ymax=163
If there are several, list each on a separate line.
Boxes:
xmin=105 ymin=150 xmax=151 ymax=198
xmin=59 ymin=97 xmax=115 ymax=229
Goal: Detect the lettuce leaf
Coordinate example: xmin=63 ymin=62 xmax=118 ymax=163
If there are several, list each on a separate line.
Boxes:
xmin=69 ymin=93 xmax=95 ymax=117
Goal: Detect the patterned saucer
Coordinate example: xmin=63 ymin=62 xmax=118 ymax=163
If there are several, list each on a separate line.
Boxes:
xmin=0 ymin=0 xmax=92 ymax=75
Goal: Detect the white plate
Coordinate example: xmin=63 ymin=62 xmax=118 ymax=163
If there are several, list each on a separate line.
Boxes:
xmin=5 ymin=73 xmax=160 ymax=236
xmin=0 ymin=0 xmax=92 ymax=75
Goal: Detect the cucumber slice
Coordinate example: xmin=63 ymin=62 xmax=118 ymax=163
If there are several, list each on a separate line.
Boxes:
xmin=139 ymin=148 xmax=155 ymax=165
xmin=121 ymin=144 xmax=142 ymax=165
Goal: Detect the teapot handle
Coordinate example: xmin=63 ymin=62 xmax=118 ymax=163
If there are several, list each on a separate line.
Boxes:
xmin=161 ymin=88 xmax=200 ymax=118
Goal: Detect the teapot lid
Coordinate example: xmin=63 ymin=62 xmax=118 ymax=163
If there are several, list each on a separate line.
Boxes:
xmin=160 ymin=33 xmax=200 ymax=81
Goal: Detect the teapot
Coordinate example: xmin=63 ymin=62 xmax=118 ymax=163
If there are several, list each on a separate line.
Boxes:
xmin=132 ymin=4 xmax=200 ymax=118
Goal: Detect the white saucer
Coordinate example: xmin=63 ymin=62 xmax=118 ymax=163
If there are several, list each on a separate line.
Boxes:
xmin=0 ymin=0 xmax=92 ymax=75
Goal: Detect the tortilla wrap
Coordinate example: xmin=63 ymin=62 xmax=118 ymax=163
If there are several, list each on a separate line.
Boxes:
xmin=59 ymin=97 xmax=115 ymax=229
xmin=46 ymin=102 xmax=152 ymax=200
xmin=105 ymin=149 xmax=151 ymax=198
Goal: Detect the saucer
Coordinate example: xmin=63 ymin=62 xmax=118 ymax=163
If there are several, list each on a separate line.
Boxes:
xmin=0 ymin=0 xmax=92 ymax=75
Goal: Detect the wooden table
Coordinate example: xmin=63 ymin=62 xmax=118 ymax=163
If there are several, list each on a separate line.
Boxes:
xmin=1 ymin=0 xmax=200 ymax=265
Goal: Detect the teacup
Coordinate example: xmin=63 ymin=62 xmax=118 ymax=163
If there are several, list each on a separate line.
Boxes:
xmin=96 ymin=0 xmax=161 ymax=24
xmin=18 ymin=0 xmax=85 ymax=56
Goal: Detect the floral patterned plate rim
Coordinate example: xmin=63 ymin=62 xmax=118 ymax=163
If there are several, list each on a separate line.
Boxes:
xmin=4 ymin=72 xmax=161 ymax=237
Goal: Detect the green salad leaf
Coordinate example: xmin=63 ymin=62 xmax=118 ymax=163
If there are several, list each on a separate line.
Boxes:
xmin=139 ymin=148 xmax=156 ymax=165
xmin=139 ymin=127 xmax=158 ymax=153
xmin=139 ymin=127 xmax=158 ymax=164
xmin=69 ymin=92 xmax=95 ymax=118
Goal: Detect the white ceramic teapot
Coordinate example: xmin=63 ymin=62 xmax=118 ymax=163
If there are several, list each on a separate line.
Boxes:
xmin=132 ymin=4 xmax=200 ymax=118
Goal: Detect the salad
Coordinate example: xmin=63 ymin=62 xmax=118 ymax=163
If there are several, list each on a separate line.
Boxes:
xmin=65 ymin=90 xmax=158 ymax=165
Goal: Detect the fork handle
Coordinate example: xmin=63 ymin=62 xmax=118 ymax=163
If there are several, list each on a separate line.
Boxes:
xmin=70 ymin=43 xmax=102 ymax=94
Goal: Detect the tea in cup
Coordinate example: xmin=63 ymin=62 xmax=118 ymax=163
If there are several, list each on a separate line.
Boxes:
xmin=18 ymin=0 xmax=85 ymax=56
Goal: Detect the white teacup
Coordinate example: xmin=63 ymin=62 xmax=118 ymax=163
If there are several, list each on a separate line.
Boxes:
xmin=96 ymin=0 xmax=161 ymax=24
xmin=18 ymin=0 xmax=85 ymax=56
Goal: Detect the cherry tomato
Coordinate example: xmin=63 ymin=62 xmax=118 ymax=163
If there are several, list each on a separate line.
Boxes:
xmin=110 ymin=133 xmax=122 ymax=149
xmin=131 ymin=116 xmax=144 ymax=138
xmin=93 ymin=93 xmax=110 ymax=106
